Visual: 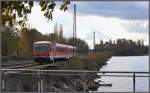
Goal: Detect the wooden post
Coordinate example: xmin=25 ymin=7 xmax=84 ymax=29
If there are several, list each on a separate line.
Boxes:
xmin=38 ymin=70 xmax=41 ymax=92
xmin=1 ymin=71 xmax=5 ymax=91
xmin=38 ymin=69 xmax=43 ymax=92
xmin=133 ymin=73 xmax=136 ymax=92
xmin=83 ymin=70 xmax=86 ymax=92
xmin=41 ymin=70 xmax=43 ymax=92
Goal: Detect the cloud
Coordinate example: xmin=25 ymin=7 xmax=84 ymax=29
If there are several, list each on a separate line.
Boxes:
xmin=75 ymin=15 xmax=149 ymax=48
xmin=68 ymin=1 xmax=149 ymax=20
xmin=120 ymin=20 xmax=149 ymax=33
xmin=27 ymin=1 xmax=149 ymax=49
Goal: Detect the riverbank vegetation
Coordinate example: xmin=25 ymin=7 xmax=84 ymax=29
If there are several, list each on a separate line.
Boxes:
xmin=3 ymin=51 xmax=112 ymax=92
xmin=2 ymin=26 xmax=112 ymax=92
xmin=57 ymin=51 xmax=112 ymax=70
xmin=95 ymin=39 xmax=149 ymax=56
xmin=47 ymin=51 xmax=112 ymax=92
xmin=2 ymin=26 xmax=88 ymax=61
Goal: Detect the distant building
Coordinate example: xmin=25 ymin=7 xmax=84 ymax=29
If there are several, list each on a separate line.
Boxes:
xmin=104 ymin=42 xmax=111 ymax=49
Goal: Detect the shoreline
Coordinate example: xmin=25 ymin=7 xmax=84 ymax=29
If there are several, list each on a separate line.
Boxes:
xmin=2 ymin=52 xmax=112 ymax=92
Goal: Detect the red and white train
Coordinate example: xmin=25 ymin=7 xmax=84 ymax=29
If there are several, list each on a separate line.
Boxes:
xmin=32 ymin=41 xmax=76 ymax=63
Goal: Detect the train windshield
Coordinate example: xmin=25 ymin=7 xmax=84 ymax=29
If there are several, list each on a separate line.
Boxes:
xmin=34 ymin=44 xmax=49 ymax=53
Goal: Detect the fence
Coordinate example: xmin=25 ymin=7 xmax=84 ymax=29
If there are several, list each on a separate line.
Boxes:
xmin=1 ymin=69 xmax=149 ymax=92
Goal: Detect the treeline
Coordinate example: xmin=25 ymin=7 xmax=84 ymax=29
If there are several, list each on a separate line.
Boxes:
xmin=95 ymin=39 xmax=149 ymax=56
xmin=2 ymin=24 xmax=89 ymax=57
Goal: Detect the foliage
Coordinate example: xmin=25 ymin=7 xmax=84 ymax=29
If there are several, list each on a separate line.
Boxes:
xmin=1 ymin=27 xmax=19 ymax=56
xmin=1 ymin=26 xmax=89 ymax=58
xmin=1 ymin=56 xmax=11 ymax=62
xmin=18 ymin=28 xmax=30 ymax=56
xmin=95 ymin=38 xmax=148 ymax=56
xmin=83 ymin=51 xmax=112 ymax=70
xmin=65 ymin=52 xmax=112 ymax=70
xmin=67 ymin=56 xmax=84 ymax=70
xmin=1 ymin=0 xmax=70 ymax=28
xmin=1 ymin=1 xmax=33 ymax=28
xmin=39 ymin=0 xmax=70 ymax=20
xmin=66 ymin=37 xmax=89 ymax=54
xmin=46 ymin=26 xmax=89 ymax=54
xmin=1 ymin=0 xmax=71 ymax=56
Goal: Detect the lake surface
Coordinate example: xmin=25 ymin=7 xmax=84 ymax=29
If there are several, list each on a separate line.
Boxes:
xmin=96 ymin=56 xmax=149 ymax=92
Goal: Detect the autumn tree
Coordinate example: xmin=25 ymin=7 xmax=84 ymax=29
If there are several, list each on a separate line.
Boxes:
xmin=100 ymin=39 xmax=104 ymax=48
xmin=18 ymin=28 xmax=31 ymax=56
xmin=54 ymin=22 xmax=59 ymax=42
xmin=59 ymin=24 xmax=63 ymax=43
xmin=67 ymin=38 xmax=89 ymax=54
xmin=1 ymin=0 xmax=70 ymax=56
xmin=2 ymin=27 xmax=19 ymax=56
xmin=1 ymin=0 xmax=70 ymax=28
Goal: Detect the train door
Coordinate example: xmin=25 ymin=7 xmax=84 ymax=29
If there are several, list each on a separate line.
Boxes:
xmin=51 ymin=42 xmax=56 ymax=61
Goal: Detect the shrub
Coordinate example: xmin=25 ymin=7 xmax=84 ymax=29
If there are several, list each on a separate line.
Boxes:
xmin=67 ymin=56 xmax=84 ymax=70
xmin=82 ymin=51 xmax=112 ymax=70
xmin=65 ymin=52 xmax=112 ymax=70
xmin=1 ymin=56 xmax=11 ymax=62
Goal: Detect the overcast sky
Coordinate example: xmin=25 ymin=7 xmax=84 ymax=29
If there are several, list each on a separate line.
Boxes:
xmin=27 ymin=1 xmax=149 ymax=49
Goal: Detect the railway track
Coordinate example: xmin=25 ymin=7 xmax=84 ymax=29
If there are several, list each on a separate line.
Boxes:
xmin=3 ymin=63 xmax=39 ymax=69
xmin=2 ymin=60 xmax=58 ymax=69
xmin=2 ymin=60 xmax=35 ymax=67
xmin=2 ymin=61 xmax=39 ymax=69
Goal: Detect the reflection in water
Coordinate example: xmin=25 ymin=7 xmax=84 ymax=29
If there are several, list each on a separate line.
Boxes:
xmin=97 ymin=56 xmax=149 ymax=92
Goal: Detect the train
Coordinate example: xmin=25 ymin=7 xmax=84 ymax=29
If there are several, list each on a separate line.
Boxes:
xmin=32 ymin=41 xmax=76 ymax=63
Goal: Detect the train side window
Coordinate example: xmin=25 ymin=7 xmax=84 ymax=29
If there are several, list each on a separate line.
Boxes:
xmin=56 ymin=47 xmax=59 ymax=52
xmin=60 ymin=47 xmax=62 ymax=52
xmin=59 ymin=47 xmax=62 ymax=52
xmin=61 ymin=48 xmax=63 ymax=52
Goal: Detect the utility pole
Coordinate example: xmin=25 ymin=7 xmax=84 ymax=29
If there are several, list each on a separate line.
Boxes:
xmin=93 ymin=32 xmax=95 ymax=53
xmin=73 ymin=4 xmax=76 ymax=56
xmin=74 ymin=4 xmax=76 ymax=38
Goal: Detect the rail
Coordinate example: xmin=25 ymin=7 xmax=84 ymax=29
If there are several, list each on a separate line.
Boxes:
xmin=1 ymin=69 xmax=149 ymax=92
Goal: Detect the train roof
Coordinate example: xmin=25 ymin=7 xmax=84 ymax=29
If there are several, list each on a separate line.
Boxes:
xmin=33 ymin=41 xmax=76 ymax=49
xmin=33 ymin=41 xmax=51 ymax=44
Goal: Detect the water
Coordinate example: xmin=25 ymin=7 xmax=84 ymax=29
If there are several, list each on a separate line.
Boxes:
xmin=97 ymin=56 xmax=149 ymax=92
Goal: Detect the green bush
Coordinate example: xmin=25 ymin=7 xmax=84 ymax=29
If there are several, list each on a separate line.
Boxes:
xmin=67 ymin=56 xmax=84 ymax=70
xmin=66 ymin=51 xmax=112 ymax=70
xmin=1 ymin=56 xmax=11 ymax=62
xmin=82 ymin=51 xmax=112 ymax=70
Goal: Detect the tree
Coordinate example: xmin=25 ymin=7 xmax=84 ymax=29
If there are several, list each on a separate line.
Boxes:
xmin=59 ymin=24 xmax=63 ymax=43
xmin=1 ymin=0 xmax=70 ymax=28
xmin=1 ymin=1 xmax=70 ymax=56
xmin=109 ymin=39 xmax=112 ymax=45
xmin=1 ymin=1 xmax=33 ymax=28
xmin=2 ymin=27 xmax=19 ymax=56
xmin=113 ymin=40 xmax=115 ymax=45
xmin=28 ymin=28 xmax=49 ymax=47
xmin=18 ymin=28 xmax=31 ymax=56
xmin=137 ymin=39 xmax=142 ymax=47
xmin=95 ymin=44 xmax=100 ymax=50
xmin=100 ymin=39 xmax=104 ymax=48
xmin=53 ymin=22 xmax=59 ymax=43
xmin=141 ymin=39 xmax=144 ymax=47
xmin=67 ymin=38 xmax=89 ymax=54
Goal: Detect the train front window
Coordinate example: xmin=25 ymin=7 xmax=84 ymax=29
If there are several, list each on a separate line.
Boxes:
xmin=34 ymin=44 xmax=49 ymax=53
